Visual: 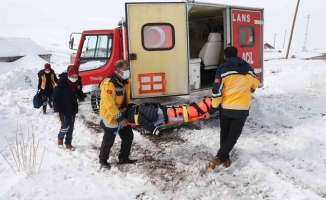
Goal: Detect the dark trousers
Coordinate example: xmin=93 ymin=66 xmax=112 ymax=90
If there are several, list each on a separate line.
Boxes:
xmin=217 ymin=115 xmax=247 ymax=162
xmin=58 ymin=114 xmax=75 ymax=145
xmin=42 ymin=93 xmax=53 ymax=109
xmin=99 ymin=125 xmax=134 ymax=161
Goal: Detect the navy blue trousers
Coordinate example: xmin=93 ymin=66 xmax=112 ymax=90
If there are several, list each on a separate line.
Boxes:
xmin=40 ymin=89 xmax=53 ymax=109
xmin=58 ymin=114 xmax=75 ymax=145
xmin=217 ymin=115 xmax=247 ymax=162
xmin=99 ymin=125 xmax=134 ymax=161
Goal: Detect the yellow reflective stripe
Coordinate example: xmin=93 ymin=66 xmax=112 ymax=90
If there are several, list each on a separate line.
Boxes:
xmin=134 ymin=114 xmax=139 ymax=125
xmin=51 ymin=74 xmax=55 ymax=87
xmin=134 ymin=105 xmax=139 ymax=125
xmin=221 ymin=103 xmax=250 ymax=110
xmin=182 ymin=104 xmax=188 ymax=122
xmin=41 ymin=76 xmax=46 ymax=89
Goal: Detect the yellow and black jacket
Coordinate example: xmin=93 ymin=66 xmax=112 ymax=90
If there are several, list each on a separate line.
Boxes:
xmin=99 ymin=73 xmax=131 ymax=130
xmin=37 ymin=69 xmax=57 ymax=92
xmin=208 ymin=56 xmax=260 ymax=118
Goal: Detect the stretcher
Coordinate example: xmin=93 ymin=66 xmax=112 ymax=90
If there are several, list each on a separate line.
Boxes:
xmin=89 ymin=89 xmax=212 ymax=133
xmin=127 ymin=97 xmax=212 ymax=133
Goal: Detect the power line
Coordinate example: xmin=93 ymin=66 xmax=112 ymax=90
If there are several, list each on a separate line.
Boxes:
xmin=303 ymin=15 xmax=310 ymax=51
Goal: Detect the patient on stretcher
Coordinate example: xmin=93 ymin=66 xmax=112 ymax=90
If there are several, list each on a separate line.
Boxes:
xmin=125 ymin=97 xmax=212 ymax=135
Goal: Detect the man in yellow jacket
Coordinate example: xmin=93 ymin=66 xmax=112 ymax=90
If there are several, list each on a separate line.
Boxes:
xmin=204 ymin=46 xmax=260 ymax=172
xmin=98 ymin=60 xmax=136 ymax=169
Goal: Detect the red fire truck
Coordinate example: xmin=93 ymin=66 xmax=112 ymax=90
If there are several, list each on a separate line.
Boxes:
xmin=69 ymin=1 xmax=264 ymax=101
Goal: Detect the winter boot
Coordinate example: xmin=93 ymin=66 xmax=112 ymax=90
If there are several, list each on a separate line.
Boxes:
xmin=221 ymin=159 xmax=231 ymax=168
xmin=66 ymin=144 xmax=75 ymax=151
xmin=205 ymin=157 xmax=231 ymax=172
xmin=118 ymin=158 xmax=137 ymax=165
xmin=99 ymin=160 xmax=111 ymax=169
xmin=58 ymin=139 xmax=63 ymax=149
xmin=48 ymin=102 xmax=53 ymax=109
xmin=205 ymin=156 xmax=222 ymax=172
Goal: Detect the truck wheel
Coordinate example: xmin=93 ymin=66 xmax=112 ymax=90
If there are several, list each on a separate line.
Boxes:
xmin=91 ymin=90 xmax=101 ymax=113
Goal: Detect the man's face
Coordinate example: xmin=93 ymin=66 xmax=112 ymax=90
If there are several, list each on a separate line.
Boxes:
xmin=118 ymin=64 xmax=130 ymax=74
xmin=117 ymin=63 xmax=130 ymax=79
xmin=121 ymin=64 xmax=130 ymax=71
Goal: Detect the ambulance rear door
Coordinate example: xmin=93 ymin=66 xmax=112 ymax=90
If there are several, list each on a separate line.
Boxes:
xmin=125 ymin=2 xmax=189 ymax=98
xmin=228 ymin=7 xmax=264 ymax=86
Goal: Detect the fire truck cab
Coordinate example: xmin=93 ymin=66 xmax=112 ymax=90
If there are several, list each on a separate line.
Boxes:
xmin=69 ymin=1 xmax=264 ymax=99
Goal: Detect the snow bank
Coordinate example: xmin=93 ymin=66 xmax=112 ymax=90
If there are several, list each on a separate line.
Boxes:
xmin=0 ymin=37 xmax=50 ymax=57
xmin=0 ymin=54 xmax=47 ymax=91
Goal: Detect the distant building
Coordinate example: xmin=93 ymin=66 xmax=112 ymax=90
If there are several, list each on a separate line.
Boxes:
xmin=0 ymin=37 xmax=51 ymax=62
xmin=264 ymin=43 xmax=275 ymax=49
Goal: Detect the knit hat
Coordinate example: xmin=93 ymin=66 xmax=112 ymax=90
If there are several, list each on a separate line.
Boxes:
xmin=44 ymin=63 xmax=51 ymax=70
xmin=67 ymin=65 xmax=78 ymax=77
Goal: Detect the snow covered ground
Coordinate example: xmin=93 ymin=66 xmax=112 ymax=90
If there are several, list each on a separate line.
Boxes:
xmin=0 ymin=45 xmax=326 ymax=199
xmin=1 ymin=0 xmax=326 ymax=197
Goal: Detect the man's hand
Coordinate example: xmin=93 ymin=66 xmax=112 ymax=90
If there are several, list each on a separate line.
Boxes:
xmin=251 ymin=88 xmax=256 ymax=93
xmin=119 ymin=108 xmax=127 ymax=112
xmin=119 ymin=119 xmax=128 ymax=127
xmin=203 ymin=112 xmax=211 ymax=119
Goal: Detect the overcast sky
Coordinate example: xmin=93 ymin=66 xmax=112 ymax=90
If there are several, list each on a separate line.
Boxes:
xmin=1 ymin=0 xmax=325 ymax=50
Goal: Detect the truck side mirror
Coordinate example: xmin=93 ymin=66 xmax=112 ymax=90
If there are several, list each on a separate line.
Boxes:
xmin=69 ymin=32 xmax=82 ymax=50
xmin=69 ymin=37 xmax=74 ymax=50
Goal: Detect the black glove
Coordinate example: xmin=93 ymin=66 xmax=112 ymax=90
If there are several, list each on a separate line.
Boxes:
xmin=127 ymin=103 xmax=136 ymax=109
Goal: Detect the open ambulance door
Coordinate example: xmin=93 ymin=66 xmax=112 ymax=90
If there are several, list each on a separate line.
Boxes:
xmin=125 ymin=2 xmax=189 ymax=98
xmin=227 ymin=7 xmax=264 ymax=86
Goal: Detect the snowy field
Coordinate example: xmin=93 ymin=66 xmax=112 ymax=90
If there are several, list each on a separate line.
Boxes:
xmin=0 ymin=45 xmax=326 ymax=200
xmin=1 ymin=0 xmax=326 ymax=198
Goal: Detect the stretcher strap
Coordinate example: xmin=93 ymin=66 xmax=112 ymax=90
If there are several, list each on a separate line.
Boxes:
xmin=182 ymin=104 xmax=188 ymax=122
xmin=190 ymin=102 xmax=205 ymax=115
xmin=160 ymin=105 xmax=169 ymax=124
xmin=203 ymin=97 xmax=210 ymax=111
xmin=152 ymin=117 xmax=191 ymax=126
xmin=134 ymin=105 xmax=139 ymax=125
xmin=172 ymin=106 xmax=177 ymax=117
xmin=114 ymin=125 xmax=121 ymax=135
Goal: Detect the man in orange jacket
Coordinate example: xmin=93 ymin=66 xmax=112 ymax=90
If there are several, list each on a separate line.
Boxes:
xmin=204 ymin=46 xmax=259 ymax=172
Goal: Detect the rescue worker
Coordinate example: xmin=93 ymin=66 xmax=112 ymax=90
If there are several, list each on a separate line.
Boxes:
xmin=203 ymin=46 xmax=260 ymax=172
xmin=37 ymin=63 xmax=57 ymax=114
xmin=53 ymin=65 xmax=86 ymax=151
xmin=98 ymin=60 xmax=136 ymax=169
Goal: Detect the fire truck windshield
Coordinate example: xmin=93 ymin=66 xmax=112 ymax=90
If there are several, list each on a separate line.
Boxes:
xmin=78 ymin=34 xmax=112 ymax=72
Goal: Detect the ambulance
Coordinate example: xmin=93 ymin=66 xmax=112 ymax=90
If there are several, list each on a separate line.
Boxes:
xmin=69 ymin=1 xmax=264 ymax=100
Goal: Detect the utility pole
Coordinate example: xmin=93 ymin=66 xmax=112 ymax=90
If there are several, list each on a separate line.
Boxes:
xmin=303 ymin=15 xmax=310 ymax=51
xmin=286 ymin=0 xmax=301 ymax=59
xmin=273 ymin=34 xmax=276 ymax=48
xmin=283 ymin=30 xmax=286 ymax=49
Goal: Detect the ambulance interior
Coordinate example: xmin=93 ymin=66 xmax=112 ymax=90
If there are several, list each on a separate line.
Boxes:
xmin=187 ymin=5 xmax=226 ymax=90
